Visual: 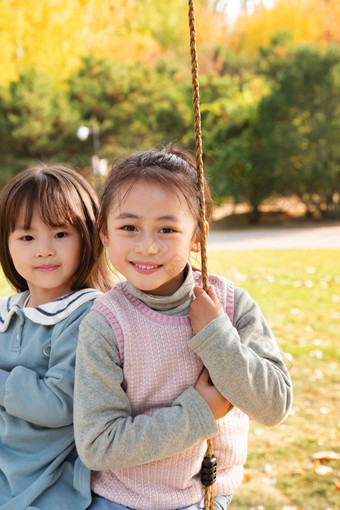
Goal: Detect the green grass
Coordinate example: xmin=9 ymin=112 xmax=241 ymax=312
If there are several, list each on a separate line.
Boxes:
xmin=206 ymin=250 xmax=340 ymax=510
xmin=1 ymin=249 xmax=339 ymax=509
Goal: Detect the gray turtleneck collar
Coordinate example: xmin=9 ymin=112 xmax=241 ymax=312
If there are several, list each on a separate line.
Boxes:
xmin=125 ymin=264 xmax=194 ymax=316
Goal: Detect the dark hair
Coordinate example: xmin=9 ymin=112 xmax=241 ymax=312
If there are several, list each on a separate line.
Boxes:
xmin=0 ymin=164 xmax=113 ymax=293
xmin=99 ymin=144 xmax=212 ymax=233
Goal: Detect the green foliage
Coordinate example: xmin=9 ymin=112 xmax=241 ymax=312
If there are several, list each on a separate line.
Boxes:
xmin=68 ymin=54 xmax=192 ymax=162
xmin=200 ymin=69 xmax=274 ymax=220
xmin=1 ymin=30 xmax=340 ymax=221
xmin=201 ymin=39 xmax=340 ymax=220
xmin=133 ymin=0 xmax=189 ymax=52
xmin=0 ymin=67 xmax=80 ymax=185
xmin=256 ymin=41 xmax=340 ymax=218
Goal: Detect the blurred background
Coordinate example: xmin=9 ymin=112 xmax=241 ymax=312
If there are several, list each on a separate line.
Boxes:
xmin=1 ymin=3 xmax=339 ymax=509
xmin=1 ymin=0 xmax=340 ymax=224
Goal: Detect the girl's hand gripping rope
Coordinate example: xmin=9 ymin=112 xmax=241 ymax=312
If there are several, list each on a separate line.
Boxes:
xmin=190 ymin=285 xmax=224 ymax=334
xmin=191 ymin=285 xmax=234 ymax=420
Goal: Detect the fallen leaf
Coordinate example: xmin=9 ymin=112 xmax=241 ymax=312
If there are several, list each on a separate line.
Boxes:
xmin=312 ymin=451 xmax=340 ymax=461
xmin=309 ymin=349 xmax=323 ymax=359
xmin=261 ymin=476 xmax=277 ymax=485
xmin=319 ymin=407 xmax=329 ymax=414
xmin=243 ymin=473 xmax=252 ymax=483
xmin=314 ymin=465 xmax=333 ymax=475
xmin=313 ymin=368 xmax=323 ymax=379
xmin=264 ymin=463 xmax=273 ymax=474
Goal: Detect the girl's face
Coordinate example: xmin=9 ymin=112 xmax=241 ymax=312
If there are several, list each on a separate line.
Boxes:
xmin=100 ymin=180 xmax=201 ymax=296
xmin=8 ymin=206 xmax=82 ymax=307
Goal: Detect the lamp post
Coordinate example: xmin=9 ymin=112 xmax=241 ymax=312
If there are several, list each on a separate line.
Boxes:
xmin=77 ymin=125 xmax=107 ymax=177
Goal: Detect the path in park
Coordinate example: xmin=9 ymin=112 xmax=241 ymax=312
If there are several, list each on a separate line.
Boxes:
xmin=207 ymin=223 xmax=340 ymax=250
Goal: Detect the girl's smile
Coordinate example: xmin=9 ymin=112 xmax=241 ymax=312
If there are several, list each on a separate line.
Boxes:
xmin=130 ymin=262 xmax=162 ymax=274
xmin=100 ymin=181 xmax=201 ymax=296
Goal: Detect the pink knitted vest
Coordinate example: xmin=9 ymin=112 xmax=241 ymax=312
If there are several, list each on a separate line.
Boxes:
xmin=91 ymin=272 xmax=249 ymax=509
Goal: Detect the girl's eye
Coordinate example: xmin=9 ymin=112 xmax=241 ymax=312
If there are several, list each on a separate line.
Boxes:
xmin=122 ymin=225 xmax=137 ymax=232
xmin=21 ymin=235 xmax=34 ymax=241
xmin=55 ymin=232 xmax=67 ymax=238
xmin=160 ymin=227 xmax=174 ymax=234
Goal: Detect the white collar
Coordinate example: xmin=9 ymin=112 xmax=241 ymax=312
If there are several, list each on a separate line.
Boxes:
xmin=0 ymin=288 xmax=101 ymax=331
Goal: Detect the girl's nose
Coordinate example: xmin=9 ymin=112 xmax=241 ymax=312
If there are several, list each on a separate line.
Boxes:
xmin=134 ymin=234 xmax=160 ymax=256
xmin=35 ymin=242 xmax=55 ymax=258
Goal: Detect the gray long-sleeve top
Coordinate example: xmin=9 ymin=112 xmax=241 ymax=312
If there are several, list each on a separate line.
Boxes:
xmin=74 ymin=266 xmax=293 ymax=471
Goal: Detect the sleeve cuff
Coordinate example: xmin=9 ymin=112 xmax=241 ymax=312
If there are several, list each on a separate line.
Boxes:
xmin=174 ymin=386 xmax=218 ymax=438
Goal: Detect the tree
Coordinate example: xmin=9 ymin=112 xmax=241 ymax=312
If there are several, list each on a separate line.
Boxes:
xmin=0 ymin=67 xmax=80 ymax=185
xmin=229 ymin=0 xmax=340 ymax=57
xmin=197 ymin=70 xmax=274 ymax=221
xmin=0 ymin=0 xmax=228 ymax=87
xmin=68 ymin=54 xmax=193 ymax=162
xmin=257 ymin=40 xmax=340 ymax=218
xmin=0 ymin=0 xmax=87 ymax=86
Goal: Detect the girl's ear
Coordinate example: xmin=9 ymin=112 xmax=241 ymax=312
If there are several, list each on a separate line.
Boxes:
xmin=191 ymin=222 xmax=209 ymax=253
xmin=100 ymin=224 xmax=109 ymax=247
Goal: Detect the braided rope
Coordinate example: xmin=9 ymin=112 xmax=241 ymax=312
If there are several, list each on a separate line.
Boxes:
xmin=188 ymin=0 xmax=209 ymax=296
xmin=188 ymin=1 xmax=214 ymax=509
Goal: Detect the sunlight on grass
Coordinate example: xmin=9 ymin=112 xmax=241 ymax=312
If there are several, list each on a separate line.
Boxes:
xmin=0 ymin=249 xmax=339 ymax=509
xmin=207 ymin=249 xmax=340 ymax=510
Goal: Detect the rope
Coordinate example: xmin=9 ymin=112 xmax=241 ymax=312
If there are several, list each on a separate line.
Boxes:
xmin=188 ymin=1 xmax=214 ymax=509
xmin=188 ymin=0 xmax=208 ymax=295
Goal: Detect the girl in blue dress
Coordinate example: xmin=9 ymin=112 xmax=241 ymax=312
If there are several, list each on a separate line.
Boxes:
xmin=0 ymin=164 xmax=113 ymax=510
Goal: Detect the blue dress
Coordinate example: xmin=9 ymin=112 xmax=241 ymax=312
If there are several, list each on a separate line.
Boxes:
xmin=0 ymin=289 xmax=100 ymax=510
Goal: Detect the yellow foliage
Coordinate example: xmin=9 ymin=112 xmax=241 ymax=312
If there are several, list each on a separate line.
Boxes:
xmin=0 ymin=0 xmax=87 ymax=85
xmin=82 ymin=0 xmax=228 ymax=67
xmin=7 ymin=1 xmax=339 ymax=88
xmin=229 ymin=0 xmax=340 ymax=56
xmin=80 ymin=0 xmax=160 ymax=64
xmin=0 ymin=0 xmax=227 ymax=86
xmin=194 ymin=1 xmax=229 ymax=73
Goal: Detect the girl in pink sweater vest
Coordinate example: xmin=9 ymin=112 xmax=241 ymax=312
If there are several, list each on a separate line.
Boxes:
xmin=74 ymin=145 xmax=293 ymax=510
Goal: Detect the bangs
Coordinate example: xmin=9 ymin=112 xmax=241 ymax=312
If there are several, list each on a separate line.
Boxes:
xmin=110 ymin=163 xmax=199 ymax=205
xmin=115 ymin=171 xmax=205 ymax=228
xmin=8 ymin=175 xmax=83 ymax=232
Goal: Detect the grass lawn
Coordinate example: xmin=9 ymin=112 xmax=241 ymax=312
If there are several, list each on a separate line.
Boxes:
xmin=0 ymin=249 xmax=339 ymax=509
xmin=206 ymin=249 xmax=340 ymax=510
